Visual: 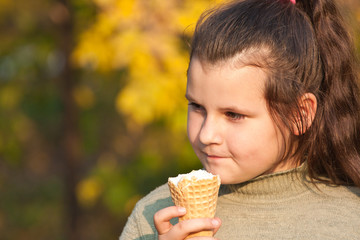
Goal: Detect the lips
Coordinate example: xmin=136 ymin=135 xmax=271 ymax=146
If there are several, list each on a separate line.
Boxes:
xmin=207 ymin=155 xmax=225 ymax=159
xmin=202 ymin=150 xmax=228 ymax=159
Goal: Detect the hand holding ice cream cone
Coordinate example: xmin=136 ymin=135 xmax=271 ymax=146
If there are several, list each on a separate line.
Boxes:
xmin=154 ymin=206 xmax=221 ymax=240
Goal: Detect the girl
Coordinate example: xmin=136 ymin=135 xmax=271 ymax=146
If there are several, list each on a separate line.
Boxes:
xmin=120 ymin=0 xmax=360 ymax=239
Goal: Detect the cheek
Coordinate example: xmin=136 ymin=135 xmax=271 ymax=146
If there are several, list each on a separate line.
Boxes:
xmin=227 ymin=133 xmax=256 ymax=158
xmin=187 ymin=112 xmax=202 ymax=144
xmin=227 ymin=123 xmax=279 ymax=158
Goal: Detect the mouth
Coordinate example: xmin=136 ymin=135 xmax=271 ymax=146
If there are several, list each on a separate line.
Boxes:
xmin=207 ymin=155 xmax=225 ymax=159
xmin=202 ymin=151 xmax=228 ymax=161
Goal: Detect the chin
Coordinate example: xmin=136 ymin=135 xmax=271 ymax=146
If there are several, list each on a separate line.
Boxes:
xmin=218 ymin=173 xmax=247 ymax=185
xmin=210 ymin=171 xmax=232 ymax=184
xmin=219 ymin=178 xmax=237 ymax=185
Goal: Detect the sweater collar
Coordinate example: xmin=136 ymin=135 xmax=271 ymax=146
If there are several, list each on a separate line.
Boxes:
xmin=220 ymin=163 xmax=311 ymax=202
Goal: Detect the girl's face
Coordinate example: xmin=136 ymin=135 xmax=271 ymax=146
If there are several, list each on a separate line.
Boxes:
xmin=186 ymin=57 xmax=296 ymax=184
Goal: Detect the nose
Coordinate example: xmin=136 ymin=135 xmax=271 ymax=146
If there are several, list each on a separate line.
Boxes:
xmin=199 ymin=115 xmax=223 ymax=145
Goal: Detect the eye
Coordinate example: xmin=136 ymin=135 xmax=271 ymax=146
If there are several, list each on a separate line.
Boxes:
xmin=225 ymin=111 xmax=245 ymax=121
xmin=188 ymin=102 xmax=203 ymax=112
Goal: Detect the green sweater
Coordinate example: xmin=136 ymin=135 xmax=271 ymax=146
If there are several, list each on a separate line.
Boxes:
xmin=120 ymin=165 xmax=360 ymax=240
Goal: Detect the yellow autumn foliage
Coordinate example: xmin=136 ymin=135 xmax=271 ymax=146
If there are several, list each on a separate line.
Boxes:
xmin=76 ymin=177 xmax=103 ymax=208
xmin=73 ymin=0 xmax=227 ymax=126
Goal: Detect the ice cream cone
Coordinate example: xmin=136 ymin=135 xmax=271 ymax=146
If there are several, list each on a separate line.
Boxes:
xmin=168 ymin=170 xmax=221 ymax=239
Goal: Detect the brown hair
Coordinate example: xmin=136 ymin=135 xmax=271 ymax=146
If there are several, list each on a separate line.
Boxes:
xmin=190 ymin=0 xmax=360 ymax=187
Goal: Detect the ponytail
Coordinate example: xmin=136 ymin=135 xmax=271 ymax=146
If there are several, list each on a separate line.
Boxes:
xmin=297 ymin=0 xmax=360 ymax=186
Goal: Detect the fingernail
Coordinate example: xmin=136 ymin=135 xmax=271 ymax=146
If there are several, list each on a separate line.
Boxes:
xmin=178 ymin=207 xmax=186 ymax=213
xmin=212 ymin=219 xmax=220 ymax=227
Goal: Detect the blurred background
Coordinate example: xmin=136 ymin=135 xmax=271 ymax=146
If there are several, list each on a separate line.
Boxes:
xmin=0 ymin=0 xmax=359 ymax=239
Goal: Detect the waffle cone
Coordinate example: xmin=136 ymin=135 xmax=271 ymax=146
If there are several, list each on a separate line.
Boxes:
xmin=168 ymin=174 xmax=220 ymax=239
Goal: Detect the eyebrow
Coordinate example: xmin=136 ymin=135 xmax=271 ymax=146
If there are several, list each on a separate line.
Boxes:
xmin=220 ymin=105 xmax=246 ymax=113
xmin=185 ymin=93 xmax=253 ymax=115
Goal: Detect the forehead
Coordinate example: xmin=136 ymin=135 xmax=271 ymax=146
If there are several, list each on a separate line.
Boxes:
xmin=187 ymin=55 xmax=269 ymax=87
xmin=186 ymin=57 xmax=268 ymax=107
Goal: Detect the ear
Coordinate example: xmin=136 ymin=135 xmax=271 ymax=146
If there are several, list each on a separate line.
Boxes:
xmin=292 ymin=93 xmax=317 ymax=136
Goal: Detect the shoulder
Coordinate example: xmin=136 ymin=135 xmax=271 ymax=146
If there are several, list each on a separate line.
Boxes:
xmin=316 ymin=183 xmax=360 ymax=209
xmin=135 ymin=183 xmax=173 ymax=214
xmin=307 ymin=184 xmax=360 ymax=236
xmin=305 ymin=183 xmax=360 ymax=225
xmin=120 ymin=183 xmax=174 ymax=240
xmin=315 ymin=183 xmax=360 ymax=202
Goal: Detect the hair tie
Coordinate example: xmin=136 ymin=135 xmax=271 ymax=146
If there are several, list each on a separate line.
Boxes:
xmin=290 ymin=0 xmax=296 ymax=4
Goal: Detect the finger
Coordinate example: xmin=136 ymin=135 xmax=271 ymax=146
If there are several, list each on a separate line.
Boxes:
xmin=187 ymin=238 xmax=220 ymax=240
xmin=154 ymin=206 xmax=186 ymax=234
xmin=212 ymin=217 xmax=222 ymax=235
xmin=165 ymin=218 xmax=220 ymax=240
xmin=185 ymin=234 xmax=221 ymax=240
xmin=186 ymin=237 xmax=219 ymax=240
